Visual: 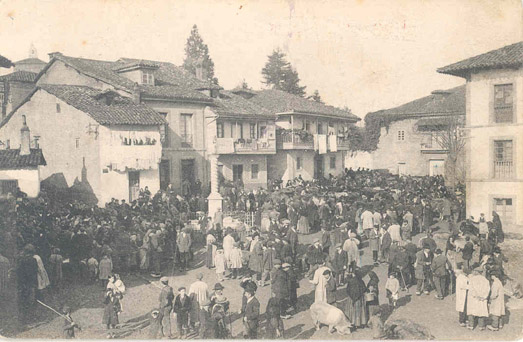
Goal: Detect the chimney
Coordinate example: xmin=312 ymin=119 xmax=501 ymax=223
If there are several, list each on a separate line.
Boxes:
xmin=48 ymin=51 xmax=63 ymax=61
xmin=20 ymin=115 xmax=31 ymax=156
xmin=194 ymin=57 xmax=206 ymax=81
xmin=132 ymin=83 xmax=141 ymax=104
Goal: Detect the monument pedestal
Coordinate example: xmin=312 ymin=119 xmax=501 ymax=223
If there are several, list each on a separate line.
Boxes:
xmin=207 ymin=191 xmax=223 ymax=219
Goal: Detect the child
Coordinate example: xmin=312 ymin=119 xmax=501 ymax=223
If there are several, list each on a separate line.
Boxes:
xmin=385 ymin=273 xmax=400 ymax=308
xmin=149 ymin=309 xmax=162 ymax=339
xmin=173 ymin=287 xmax=191 ymax=338
xmin=214 ymin=249 xmax=226 ymax=281
xmin=87 ymin=255 xmax=99 ymax=283
xmin=266 ymin=295 xmax=284 ymax=338
xmin=102 ymin=291 xmax=119 ymax=338
xmin=62 ymin=305 xmax=80 ymax=339
xmin=229 ymin=242 xmax=243 ymax=279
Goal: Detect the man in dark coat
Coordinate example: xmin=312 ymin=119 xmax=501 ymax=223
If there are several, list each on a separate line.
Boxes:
xmin=17 ymin=244 xmax=38 ymax=324
xmin=173 ymin=287 xmax=191 ymax=338
xmin=403 ymin=239 xmax=418 ymax=286
xmin=389 ymin=245 xmax=410 ymax=288
xmin=241 ymin=287 xmax=260 ymax=339
xmin=320 ymin=227 xmax=331 ymax=254
xmin=331 ymin=243 xmax=347 ymax=286
xmin=380 ymin=228 xmax=392 ymax=263
xmin=270 ymin=259 xmax=291 ymax=319
xmin=285 ymin=226 xmax=299 ymax=258
xmin=415 ymin=246 xmax=434 ymax=295
xmin=282 ymin=262 xmax=299 ymax=313
xmin=158 ymin=277 xmax=174 ymax=338
xmin=461 ymin=236 xmax=474 ymax=270
xmin=431 ymin=249 xmax=451 ymax=299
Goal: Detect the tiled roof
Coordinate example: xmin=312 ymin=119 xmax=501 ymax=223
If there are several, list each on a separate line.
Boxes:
xmin=14 ymin=58 xmax=46 ymax=65
xmin=438 ymin=41 xmax=523 ymax=77
xmin=248 ymin=89 xmax=359 ymax=121
xmin=0 ymin=148 xmax=46 ymax=169
xmin=40 ymin=84 xmax=166 ymax=126
xmin=369 ymin=85 xmax=465 ymax=118
xmin=213 ymin=91 xmax=273 ymax=118
xmin=38 ymin=54 xmax=214 ymax=103
xmin=0 ymin=70 xmax=38 ymax=83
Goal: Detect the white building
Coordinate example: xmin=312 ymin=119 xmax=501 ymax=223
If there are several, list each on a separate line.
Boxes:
xmin=438 ymin=41 xmax=523 ymax=229
xmin=0 ymin=85 xmax=164 ymax=205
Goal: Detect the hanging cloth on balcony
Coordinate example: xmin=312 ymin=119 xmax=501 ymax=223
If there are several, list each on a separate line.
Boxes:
xmin=318 ymin=135 xmax=327 ymax=154
xmin=328 ymin=134 xmax=337 ymax=152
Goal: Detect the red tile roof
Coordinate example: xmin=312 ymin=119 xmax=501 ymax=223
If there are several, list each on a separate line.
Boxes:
xmin=0 ymin=70 xmax=38 ymax=83
xmin=248 ymin=89 xmax=359 ymax=121
xmin=37 ymin=54 xmax=215 ymax=103
xmin=0 ymin=148 xmax=46 ymax=169
xmin=40 ymin=84 xmax=166 ymax=126
xmin=213 ymin=91 xmax=273 ymax=119
xmin=369 ymin=85 xmax=465 ymax=118
xmin=438 ymin=41 xmax=523 ymax=77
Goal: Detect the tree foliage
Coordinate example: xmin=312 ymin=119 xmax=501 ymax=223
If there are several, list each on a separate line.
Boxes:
xmin=261 ymin=49 xmax=306 ymax=97
xmin=431 ymin=116 xmax=466 ymax=187
xmin=0 ymin=55 xmax=13 ymax=68
xmin=182 ymin=25 xmax=218 ymax=84
xmin=309 ymin=90 xmax=323 ymax=103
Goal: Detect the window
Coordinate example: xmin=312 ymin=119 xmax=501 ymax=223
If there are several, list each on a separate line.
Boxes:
xmin=239 ymin=123 xmax=244 ymax=139
xmin=142 ymin=70 xmax=154 ymax=85
xmin=259 ymin=126 xmax=267 ymax=138
xmin=217 ymin=122 xmax=224 ymax=138
xmin=317 ymin=123 xmax=324 ymax=134
xmin=493 ymin=140 xmax=513 ymax=179
xmin=158 ymin=112 xmax=169 ymax=147
xmin=56 ymin=103 xmax=61 ymax=113
xmin=233 ymin=165 xmax=243 ymax=182
xmin=494 ymin=84 xmax=513 ymax=123
xmin=0 ymin=180 xmax=18 ymax=195
xmin=397 ymin=130 xmax=405 ymax=141
xmin=296 ymin=157 xmax=302 ymax=170
xmin=493 ymin=198 xmax=514 ymax=225
xmin=180 ymin=113 xmax=193 ymax=147
xmin=251 ymin=164 xmax=259 ymax=179
xmin=75 ymin=138 xmax=80 ymax=149
xmin=250 ymin=123 xmax=256 ymax=139
xmin=330 ymin=156 xmax=336 ymax=169
xmin=305 ymin=121 xmax=311 ymax=132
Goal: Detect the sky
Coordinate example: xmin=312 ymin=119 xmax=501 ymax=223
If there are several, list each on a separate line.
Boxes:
xmin=0 ymin=0 xmax=521 ymax=119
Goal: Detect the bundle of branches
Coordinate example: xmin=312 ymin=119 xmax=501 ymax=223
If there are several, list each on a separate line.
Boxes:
xmin=385 ymin=319 xmax=435 ymax=340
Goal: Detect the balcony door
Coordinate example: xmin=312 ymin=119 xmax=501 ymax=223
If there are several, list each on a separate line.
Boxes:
xmin=180 ymin=113 xmax=193 ymax=147
xmin=314 ymin=155 xmax=324 ymax=179
xmin=233 ymin=165 xmax=243 ymax=182
xmin=128 ymin=171 xmax=140 ymax=202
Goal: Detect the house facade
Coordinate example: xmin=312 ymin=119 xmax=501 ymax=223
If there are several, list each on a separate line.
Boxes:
xmin=0 ymin=85 xmax=164 ymax=205
xmin=438 ymin=41 xmax=523 ymax=228
xmin=354 ymin=86 xmax=465 ymax=177
xmin=246 ymin=89 xmax=359 ymax=183
xmin=33 ymin=53 xmax=219 ymax=193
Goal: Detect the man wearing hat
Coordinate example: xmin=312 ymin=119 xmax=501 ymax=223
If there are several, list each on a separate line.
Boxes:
xmin=415 ymin=245 xmax=434 ymax=295
xmin=173 ymin=286 xmax=191 ymax=337
xmin=306 ymin=239 xmax=324 ymax=277
xmin=158 ymin=277 xmax=174 ymax=338
xmin=285 ymin=225 xmax=299 ymax=259
xmin=176 ymin=228 xmax=192 ymax=272
xmin=431 ymin=249 xmax=451 ymax=299
xmin=331 ymin=243 xmax=348 ymax=286
xmin=271 ymin=259 xmax=291 ymax=319
xmin=240 ymin=286 xmax=260 ymax=339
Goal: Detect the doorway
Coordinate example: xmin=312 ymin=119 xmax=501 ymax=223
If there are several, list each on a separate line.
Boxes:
xmin=159 ymin=159 xmax=170 ymax=190
xmin=314 ymin=155 xmax=324 ymax=179
xmin=397 ymin=162 xmax=407 ymax=176
xmin=429 ymin=159 xmax=445 ymax=176
xmin=233 ymin=164 xmax=244 ymax=182
xmin=493 ymin=197 xmax=514 ymax=225
xmin=128 ymin=171 xmax=140 ymax=202
xmin=181 ymin=159 xmax=195 ymax=185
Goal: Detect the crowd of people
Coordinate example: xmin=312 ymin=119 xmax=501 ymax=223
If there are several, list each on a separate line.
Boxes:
xmin=0 ymin=167 xmax=513 ymax=339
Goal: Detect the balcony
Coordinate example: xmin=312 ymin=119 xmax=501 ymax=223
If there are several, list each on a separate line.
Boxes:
xmin=215 ymin=138 xmax=276 ymax=154
xmin=494 ymin=161 xmax=514 ymax=179
xmin=420 ymin=142 xmax=448 ymax=154
xmin=336 ymin=136 xmax=351 ymax=150
xmin=276 ymin=129 xmax=314 ymax=150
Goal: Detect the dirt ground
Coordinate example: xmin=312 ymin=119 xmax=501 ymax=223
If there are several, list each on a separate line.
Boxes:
xmin=4 ymin=223 xmax=523 ymax=340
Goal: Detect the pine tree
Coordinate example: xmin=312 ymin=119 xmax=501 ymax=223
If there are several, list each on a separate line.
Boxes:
xmin=261 ymin=49 xmax=306 ymax=97
xmin=182 ymin=25 xmax=218 ymax=84
xmin=309 ymin=90 xmax=323 ymax=103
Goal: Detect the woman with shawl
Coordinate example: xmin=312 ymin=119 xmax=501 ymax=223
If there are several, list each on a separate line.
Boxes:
xmin=344 ymin=267 xmax=368 ymax=329
xmin=206 ymin=233 xmax=217 ymax=269
xmin=365 ymin=271 xmax=380 ymax=316
xmin=33 ymin=253 xmax=50 ymax=295
xmin=297 ymin=200 xmax=310 ymax=234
